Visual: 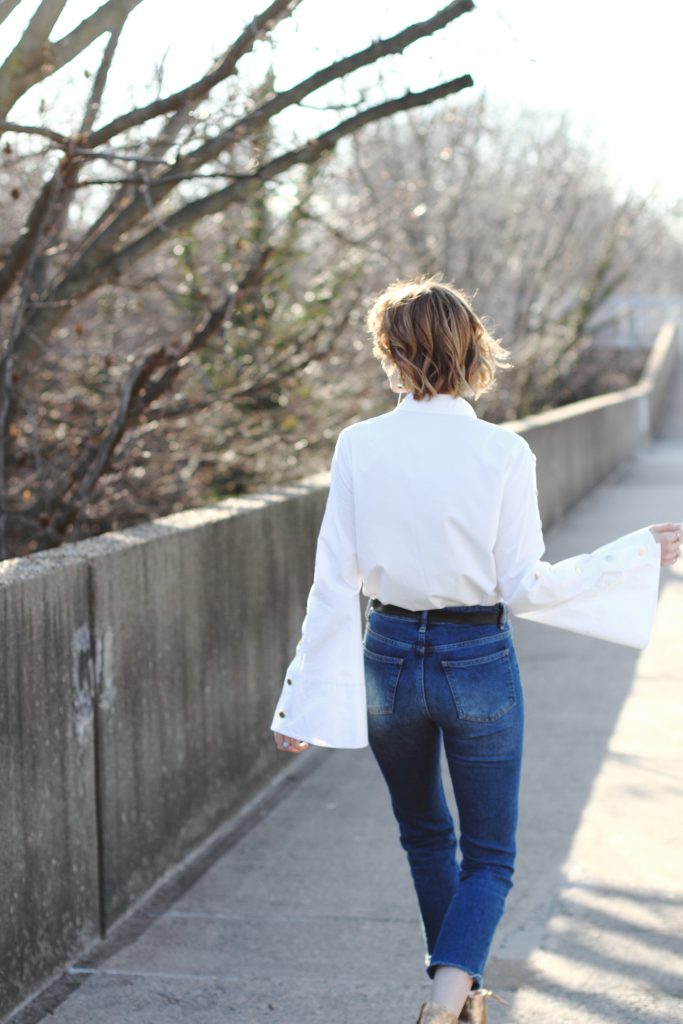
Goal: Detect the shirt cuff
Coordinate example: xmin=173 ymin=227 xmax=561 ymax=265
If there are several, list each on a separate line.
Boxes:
xmin=270 ymin=665 xmax=369 ymax=748
xmin=512 ymin=526 xmax=661 ymax=648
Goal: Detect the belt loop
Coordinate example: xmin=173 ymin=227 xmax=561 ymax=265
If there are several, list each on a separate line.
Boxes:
xmin=497 ymin=603 xmax=506 ymax=629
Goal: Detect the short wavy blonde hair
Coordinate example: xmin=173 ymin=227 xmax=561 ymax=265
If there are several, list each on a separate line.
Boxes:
xmin=366 ymin=274 xmax=512 ymax=400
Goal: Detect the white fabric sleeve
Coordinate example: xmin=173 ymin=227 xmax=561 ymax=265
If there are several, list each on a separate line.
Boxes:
xmin=495 ymin=442 xmax=661 ymax=649
xmin=269 ymin=430 xmax=368 ymax=749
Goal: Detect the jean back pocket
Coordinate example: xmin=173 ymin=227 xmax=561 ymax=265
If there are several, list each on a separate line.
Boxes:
xmin=440 ymin=647 xmax=516 ymax=722
xmin=363 ymin=647 xmax=405 ymax=715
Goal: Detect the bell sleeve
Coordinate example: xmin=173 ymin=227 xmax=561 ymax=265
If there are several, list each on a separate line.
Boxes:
xmin=494 ymin=441 xmax=662 ymax=649
xmin=269 ymin=429 xmax=368 ymax=749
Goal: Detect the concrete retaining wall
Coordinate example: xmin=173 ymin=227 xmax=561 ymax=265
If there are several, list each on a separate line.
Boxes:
xmin=80 ymin=491 xmax=326 ymax=929
xmin=640 ymin=321 xmax=679 ymax=434
xmin=0 ymin=553 xmax=100 ymax=1018
xmin=0 ymin=322 xmax=677 ymax=1021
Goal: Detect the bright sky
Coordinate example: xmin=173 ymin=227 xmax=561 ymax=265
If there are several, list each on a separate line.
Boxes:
xmin=2 ymin=0 xmax=682 ymax=211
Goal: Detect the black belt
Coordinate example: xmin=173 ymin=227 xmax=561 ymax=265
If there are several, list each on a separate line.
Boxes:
xmin=370 ymin=598 xmax=503 ymax=625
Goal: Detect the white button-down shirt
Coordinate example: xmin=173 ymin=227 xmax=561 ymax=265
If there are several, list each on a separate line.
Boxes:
xmin=270 ymin=392 xmax=661 ymax=748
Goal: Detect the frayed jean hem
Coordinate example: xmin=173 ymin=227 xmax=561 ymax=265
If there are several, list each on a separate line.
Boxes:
xmin=426 ymin=958 xmax=483 ymax=989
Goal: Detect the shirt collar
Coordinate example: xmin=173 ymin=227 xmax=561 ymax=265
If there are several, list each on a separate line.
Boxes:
xmin=393 ymin=392 xmax=477 ymax=418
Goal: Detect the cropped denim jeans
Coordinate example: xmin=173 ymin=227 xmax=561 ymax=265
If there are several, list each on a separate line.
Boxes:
xmin=362 ymin=601 xmax=524 ymax=988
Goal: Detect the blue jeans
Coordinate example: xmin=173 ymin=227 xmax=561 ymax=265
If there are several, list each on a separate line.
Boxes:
xmin=362 ymin=601 xmax=524 ymax=988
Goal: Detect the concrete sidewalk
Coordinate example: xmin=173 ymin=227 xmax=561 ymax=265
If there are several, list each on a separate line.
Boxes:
xmin=10 ymin=367 xmax=683 ymax=1024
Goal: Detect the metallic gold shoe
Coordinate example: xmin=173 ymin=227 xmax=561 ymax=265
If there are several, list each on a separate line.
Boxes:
xmin=459 ymin=988 xmax=507 ymax=1024
xmin=458 ymin=988 xmax=489 ymax=1024
xmin=415 ymin=1001 xmax=460 ymax=1024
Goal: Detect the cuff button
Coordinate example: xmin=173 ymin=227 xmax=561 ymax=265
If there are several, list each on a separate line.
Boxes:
xmin=286 ymin=677 xmax=293 ymax=685
xmin=279 ymin=711 xmax=286 ymax=718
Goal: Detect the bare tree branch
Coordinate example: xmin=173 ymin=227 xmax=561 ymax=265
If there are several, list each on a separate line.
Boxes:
xmin=47 ymin=0 xmax=142 ymax=81
xmin=0 ymin=120 xmax=181 ymax=163
xmin=79 ymin=18 xmax=124 ymax=137
xmin=7 ymin=24 xmax=128 ymax=310
xmin=0 ymin=0 xmax=24 ymax=29
xmin=9 ymin=73 xmax=473 ymax=367
xmin=71 ymin=0 xmax=474 ymax=275
xmin=72 ymin=170 xmax=249 ymax=186
xmin=0 ymin=119 xmax=69 ymax=143
xmin=0 ymin=168 xmax=63 ymax=300
xmin=0 ymin=0 xmax=144 ymax=118
xmin=86 ymin=0 xmax=303 ymax=148
xmin=1 ymin=0 xmax=474 ymax=361
xmin=70 ymin=145 xmax=173 ymax=164
xmin=88 ymin=75 xmax=476 ymax=283
xmin=51 ymin=1 xmax=295 ymax=269
xmin=10 ymin=0 xmax=67 ymax=48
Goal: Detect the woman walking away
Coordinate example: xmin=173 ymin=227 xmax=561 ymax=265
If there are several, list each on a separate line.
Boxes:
xmin=270 ymin=276 xmax=680 ymax=1024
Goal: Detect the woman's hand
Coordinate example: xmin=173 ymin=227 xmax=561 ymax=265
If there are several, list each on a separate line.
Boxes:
xmin=648 ymin=522 xmax=682 ymax=567
xmin=273 ymin=731 xmax=310 ymax=754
